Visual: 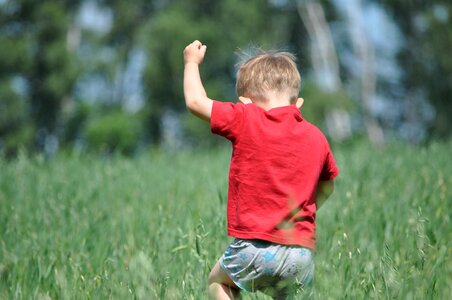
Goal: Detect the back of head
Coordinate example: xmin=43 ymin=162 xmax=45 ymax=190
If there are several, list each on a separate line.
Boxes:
xmin=236 ymin=51 xmax=301 ymax=102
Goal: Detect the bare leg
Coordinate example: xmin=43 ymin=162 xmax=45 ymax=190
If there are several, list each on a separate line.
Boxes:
xmin=208 ymin=260 xmax=240 ymax=299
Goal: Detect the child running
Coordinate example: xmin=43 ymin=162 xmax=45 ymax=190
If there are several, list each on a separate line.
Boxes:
xmin=183 ymin=40 xmax=339 ymax=299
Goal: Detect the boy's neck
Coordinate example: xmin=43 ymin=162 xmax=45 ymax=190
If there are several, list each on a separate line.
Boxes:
xmin=252 ymin=91 xmax=293 ymax=111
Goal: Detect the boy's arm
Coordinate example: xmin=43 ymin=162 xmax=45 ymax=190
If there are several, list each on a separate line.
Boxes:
xmin=316 ymin=180 xmax=335 ymax=209
xmin=183 ymin=40 xmax=213 ymax=121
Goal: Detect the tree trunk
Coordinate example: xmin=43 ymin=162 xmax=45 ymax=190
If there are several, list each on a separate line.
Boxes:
xmin=297 ymin=0 xmax=341 ymax=92
xmin=344 ymin=0 xmax=385 ymax=146
xmin=297 ymin=0 xmax=351 ymax=141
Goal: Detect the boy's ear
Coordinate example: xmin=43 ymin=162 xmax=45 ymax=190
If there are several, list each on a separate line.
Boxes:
xmin=295 ymin=97 xmax=304 ymax=109
xmin=238 ymin=96 xmax=252 ymax=104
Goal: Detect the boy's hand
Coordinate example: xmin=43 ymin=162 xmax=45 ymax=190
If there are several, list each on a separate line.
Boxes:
xmin=184 ymin=40 xmax=207 ymax=65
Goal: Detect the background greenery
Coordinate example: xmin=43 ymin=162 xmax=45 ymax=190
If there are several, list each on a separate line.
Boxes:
xmin=1 ymin=1 xmax=451 ymax=299
xmin=0 ymin=141 xmax=451 ymax=299
xmin=1 ymin=0 xmax=451 ymax=156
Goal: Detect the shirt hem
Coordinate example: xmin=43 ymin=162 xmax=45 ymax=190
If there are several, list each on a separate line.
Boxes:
xmin=227 ymin=228 xmax=317 ymax=252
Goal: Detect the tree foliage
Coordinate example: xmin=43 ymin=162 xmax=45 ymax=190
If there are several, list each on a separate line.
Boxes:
xmin=0 ymin=0 xmax=450 ymax=156
xmin=378 ymin=0 xmax=452 ymax=139
xmin=0 ymin=0 xmax=81 ymax=155
xmin=140 ymin=0 xmax=301 ymax=142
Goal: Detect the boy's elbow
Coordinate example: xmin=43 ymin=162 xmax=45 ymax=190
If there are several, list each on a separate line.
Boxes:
xmin=185 ymin=97 xmax=199 ymax=113
xmin=185 ymin=96 xmax=210 ymax=112
xmin=326 ymin=180 xmax=335 ymax=196
xmin=184 ymin=95 xmax=212 ymax=121
xmin=319 ymin=180 xmax=335 ymax=197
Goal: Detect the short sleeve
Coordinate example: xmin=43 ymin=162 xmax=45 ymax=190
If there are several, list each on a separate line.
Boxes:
xmin=210 ymin=101 xmax=245 ymax=141
xmin=319 ymin=146 xmax=339 ymax=181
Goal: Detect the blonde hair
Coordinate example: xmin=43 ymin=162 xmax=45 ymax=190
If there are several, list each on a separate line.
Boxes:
xmin=236 ymin=51 xmax=301 ymax=102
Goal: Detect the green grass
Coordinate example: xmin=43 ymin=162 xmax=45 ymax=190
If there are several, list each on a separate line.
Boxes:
xmin=0 ymin=141 xmax=451 ymax=299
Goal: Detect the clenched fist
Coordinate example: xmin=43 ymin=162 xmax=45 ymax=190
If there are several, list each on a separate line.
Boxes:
xmin=184 ymin=40 xmax=207 ymax=65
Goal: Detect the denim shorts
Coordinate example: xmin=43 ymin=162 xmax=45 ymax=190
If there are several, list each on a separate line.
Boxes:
xmin=219 ymin=238 xmax=314 ymax=298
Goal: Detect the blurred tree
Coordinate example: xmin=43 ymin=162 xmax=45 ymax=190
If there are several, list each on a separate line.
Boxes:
xmin=379 ymin=0 xmax=452 ymax=140
xmin=0 ymin=1 xmax=31 ymax=156
xmin=296 ymin=0 xmax=356 ymax=142
xmin=0 ymin=0 xmax=81 ymax=155
xmin=29 ymin=2 xmax=79 ymax=148
xmin=139 ymin=0 xmax=302 ymax=143
xmin=6 ymin=0 xmax=447 ymax=154
xmin=96 ymin=0 xmax=155 ymax=104
xmin=64 ymin=0 xmax=155 ymax=151
xmin=0 ymin=81 xmax=34 ymax=156
xmin=341 ymin=0 xmax=385 ymax=145
xmin=85 ymin=108 xmax=143 ymax=155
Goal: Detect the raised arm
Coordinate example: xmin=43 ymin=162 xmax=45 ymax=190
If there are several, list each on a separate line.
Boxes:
xmin=316 ymin=180 xmax=335 ymax=209
xmin=183 ymin=40 xmax=213 ymax=121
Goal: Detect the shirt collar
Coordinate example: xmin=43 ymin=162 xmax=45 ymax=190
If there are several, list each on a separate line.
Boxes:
xmin=260 ymin=104 xmax=303 ymax=122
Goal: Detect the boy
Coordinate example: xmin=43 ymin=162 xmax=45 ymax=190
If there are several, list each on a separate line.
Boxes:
xmin=183 ymin=40 xmax=339 ymax=299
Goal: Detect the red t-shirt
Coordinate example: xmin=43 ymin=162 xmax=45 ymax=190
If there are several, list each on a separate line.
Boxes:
xmin=211 ymin=101 xmax=339 ymax=250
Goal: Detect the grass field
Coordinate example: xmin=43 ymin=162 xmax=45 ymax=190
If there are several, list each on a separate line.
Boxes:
xmin=0 ymin=141 xmax=451 ymax=299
